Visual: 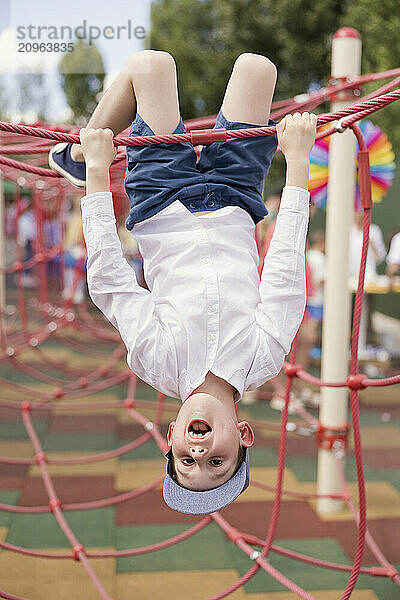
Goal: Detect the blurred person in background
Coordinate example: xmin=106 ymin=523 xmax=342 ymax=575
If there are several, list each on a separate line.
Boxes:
xmin=349 ymin=210 xmax=386 ymax=284
xmin=62 ymin=193 xmax=86 ymax=304
xmin=386 ymin=231 xmax=400 ymax=285
xmin=16 ymin=198 xmax=37 ymax=289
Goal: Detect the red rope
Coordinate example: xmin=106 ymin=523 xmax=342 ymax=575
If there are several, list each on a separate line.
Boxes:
xmin=0 ymin=72 xmax=399 ymax=600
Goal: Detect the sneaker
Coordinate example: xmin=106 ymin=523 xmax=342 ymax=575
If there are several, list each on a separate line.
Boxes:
xmin=49 ymin=143 xmax=86 ymax=188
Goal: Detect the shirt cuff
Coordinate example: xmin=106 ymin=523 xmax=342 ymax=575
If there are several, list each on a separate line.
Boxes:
xmin=81 ymin=192 xmax=115 ymax=219
xmin=280 ymin=186 xmax=310 ymax=212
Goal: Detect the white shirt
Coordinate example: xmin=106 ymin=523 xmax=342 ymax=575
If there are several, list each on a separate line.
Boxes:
xmin=349 ymin=223 xmax=386 ymax=282
xmin=307 ymin=249 xmax=325 ymax=306
xmin=81 ymin=186 xmax=309 ymax=402
xmin=387 ymin=232 xmax=400 ymax=266
xmin=17 ymin=210 xmax=36 ymax=245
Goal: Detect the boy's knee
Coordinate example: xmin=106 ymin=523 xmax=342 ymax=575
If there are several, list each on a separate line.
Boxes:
xmin=234 ymin=52 xmax=277 ymax=78
xmin=124 ymin=50 xmax=176 ymax=75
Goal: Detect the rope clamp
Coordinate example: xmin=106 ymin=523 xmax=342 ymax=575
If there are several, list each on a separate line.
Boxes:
xmin=327 ymin=76 xmax=362 ymax=102
xmin=35 ymin=452 xmax=47 ymax=465
xmin=316 ymin=421 xmax=350 ymax=451
xmin=347 ymin=374 xmax=367 ymax=390
xmin=190 ymin=128 xmax=227 ymax=146
xmin=73 ymin=543 xmax=85 ymax=561
xmin=49 ymin=498 xmax=62 ymax=512
xmin=282 ymin=363 xmax=300 ymax=378
xmin=250 ymin=551 xmax=261 ymax=561
xmin=335 ymin=118 xmax=347 ymax=133
xmin=124 ymin=398 xmax=134 ymax=409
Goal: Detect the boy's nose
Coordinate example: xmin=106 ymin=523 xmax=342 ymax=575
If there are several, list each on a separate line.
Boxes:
xmin=190 ymin=446 xmax=208 ymax=455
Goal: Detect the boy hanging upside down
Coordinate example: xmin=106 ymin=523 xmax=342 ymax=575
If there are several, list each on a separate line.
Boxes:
xmin=49 ymin=50 xmax=317 ymax=515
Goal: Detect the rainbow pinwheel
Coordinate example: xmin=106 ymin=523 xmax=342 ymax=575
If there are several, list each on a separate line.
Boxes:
xmin=309 ymin=120 xmax=396 ymax=210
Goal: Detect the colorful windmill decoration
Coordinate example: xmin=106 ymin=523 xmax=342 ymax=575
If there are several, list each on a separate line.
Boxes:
xmin=309 ymin=119 xmax=396 ymax=210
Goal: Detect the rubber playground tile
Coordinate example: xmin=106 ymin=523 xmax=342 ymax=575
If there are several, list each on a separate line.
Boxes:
xmin=0 ymin=385 xmax=51 ymax=402
xmin=115 ymin=489 xmax=199 ymax=526
xmin=118 ymin=422 xmax=156 ymax=440
xmin=5 ymin=507 xmax=115 ymax=548
xmin=247 ymin=446 xmax=279 ymax=467
xmin=42 ymin=431 xmax=117 ymax=452
xmin=118 ymin=437 xmax=165 ymax=460
xmin=18 ymin=475 xmax=116 ymax=507
xmin=238 ymin=401 xmax=302 ymax=423
xmin=349 ymin=425 xmax=400 ymax=449
xmin=0 ymin=463 xmax=29 ymax=489
xmin=28 ymin=453 xmax=117 ymax=478
xmin=52 ymin=393 xmax=121 ymax=415
xmin=49 ymin=413 xmax=117 ymax=433
xmin=259 ymin=435 xmax=321 ymax=456
xmin=285 ymin=453 xmax=399 ymax=492
xmin=0 ymin=440 xmax=36 ymax=457
xmin=0 ymin=491 xmax=20 ymax=528
xmin=364 ymin=468 xmax=400 ymax=492
xmin=362 ymin=448 xmax=400 ymax=469
xmin=283 ymin=455 xmax=318 ymax=482
xmin=0 ymin=418 xmax=48 ymax=441
xmin=358 ymin=408 xmax=400 ymax=426
xmin=0 ymin=407 xmax=39 ymax=422
xmin=309 ymin=481 xmax=400 ymax=521
xmin=115 ymin=459 xmax=164 ymax=491
xmin=245 ymin=590 xmax=379 ymax=599
xmin=324 ymin=517 xmax=400 ymax=564
xmin=117 ymin=406 xmax=174 ymax=425
xmin=116 ymin=569 xmax=247 ymax=600
xmin=360 ymin=385 xmax=400 ymax=405
xmin=230 ymin=538 xmax=350 ymax=593
xmin=0 ymin=547 xmax=116 ymax=600
xmin=116 ymin=522 xmax=235 ymax=573
xmin=237 ymin=467 xmax=302 ymax=503
xmin=231 ymin=538 xmax=398 ymax=597
xmin=222 ymin=500 xmax=337 ymax=545
xmin=223 ymin=496 xmax=397 ymax=565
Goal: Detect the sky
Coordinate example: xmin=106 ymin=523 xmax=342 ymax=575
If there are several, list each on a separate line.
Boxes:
xmin=0 ymin=0 xmax=152 ymax=121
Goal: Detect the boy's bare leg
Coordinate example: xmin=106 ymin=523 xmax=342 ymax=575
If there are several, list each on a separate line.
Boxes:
xmin=71 ymin=50 xmax=181 ymax=161
xmin=221 ymin=52 xmax=277 ymax=125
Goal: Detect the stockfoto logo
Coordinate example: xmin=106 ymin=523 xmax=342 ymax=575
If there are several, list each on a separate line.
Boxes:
xmin=16 ymin=19 xmax=147 ymax=45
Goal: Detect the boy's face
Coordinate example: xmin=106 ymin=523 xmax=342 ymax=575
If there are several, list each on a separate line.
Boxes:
xmin=167 ymin=393 xmax=254 ymax=491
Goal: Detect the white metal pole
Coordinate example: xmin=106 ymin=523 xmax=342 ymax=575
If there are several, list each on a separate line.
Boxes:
xmin=0 ymin=173 xmax=5 ymax=314
xmin=317 ymin=27 xmax=362 ymax=514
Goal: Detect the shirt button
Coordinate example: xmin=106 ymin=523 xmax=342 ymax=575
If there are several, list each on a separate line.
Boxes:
xmin=209 ymin=305 xmax=217 ymax=313
xmin=201 ymin=257 xmax=210 ymax=264
xmin=208 ymin=334 xmax=216 ymax=342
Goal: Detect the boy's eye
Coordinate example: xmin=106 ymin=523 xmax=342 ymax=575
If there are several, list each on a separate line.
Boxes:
xmin=181 ymin=457 xmax=195 ymax=465
xmin=209 ymin=459 xmax=223 ymax=466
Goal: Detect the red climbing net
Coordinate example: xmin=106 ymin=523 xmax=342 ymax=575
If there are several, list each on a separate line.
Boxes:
xmin=0 ymin=68 xmax=400 ymax=600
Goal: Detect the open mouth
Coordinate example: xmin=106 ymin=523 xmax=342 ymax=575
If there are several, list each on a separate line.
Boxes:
xmin=188 ymin=419 xmax=212 ymax=439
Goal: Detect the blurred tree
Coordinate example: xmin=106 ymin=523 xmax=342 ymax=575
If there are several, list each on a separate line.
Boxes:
xmin=150 ymin=0 xmax=348 ymax=119
xmin=14 ymin=72 xmax=49 ymax=121
xmin=0 ymin=79 xmax=7 ymax=120
xmin=343 ymin=0 xmax=400 ymax=154
xmin=58 ymin=37 xmax=105 ymax=125
xmin=151 ymin=0 xmax=399 ymax=158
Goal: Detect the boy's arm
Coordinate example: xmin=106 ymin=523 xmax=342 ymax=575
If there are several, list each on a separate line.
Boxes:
xmin=79 ymin=129 xmax=174 ymax=380
xmin=256 ymin=113 xmax=316 ymax=368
